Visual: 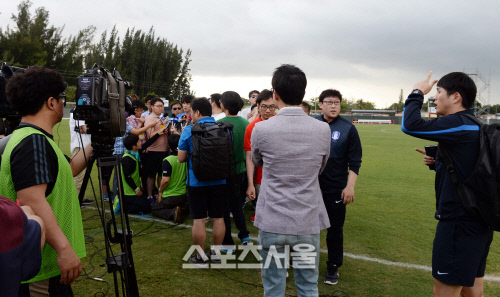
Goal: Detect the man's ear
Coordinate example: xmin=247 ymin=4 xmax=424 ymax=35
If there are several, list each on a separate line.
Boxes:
xmin=273 ymin=90 xmax=281 ymax=102
xmin=452 ymin=92 xmax=462 ymax=105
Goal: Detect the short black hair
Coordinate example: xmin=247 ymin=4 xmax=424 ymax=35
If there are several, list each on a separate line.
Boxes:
xmin=250 ymin=103 xmax=258 ymax=111
xmin=210 ymin=93 xmax=222 ymax=108
xmin=191 ymin=98 xmax=212 ymax=117
xmin=300 ymin=101 xmax=311 ymax=113
xmin=170 ymin=101 xmax=181 ymax=108
xmin=319 ymin=89 xmax=342 ymax=103
xmin=168 ymin=134 xmax=180 ymax=151
xmin=132 ymin=99 xmax=145 ymax=109
xmin=256 ymin=89 xmax=273 ymax=105
xmin=6 ymin=66 xmax=65 ymax=116
xmin=220 ymin=91 xmax=243 ymax=115
xmin=150 ymin=97 xmax=163 ymax=107
xmin=124 ymin=134 xmax=140 ymax=150
xmin=249 ymin=90 xmax=260 ymax=98
xmin=437 ymin=72 xmax=477 ymax=109
xmin=181 ymin=94 xmax=194 ymax=104
xmin=271 ymin=64 xmax=307 ymax=105
xmin=145 ymin=94 xmax=155 ymax=103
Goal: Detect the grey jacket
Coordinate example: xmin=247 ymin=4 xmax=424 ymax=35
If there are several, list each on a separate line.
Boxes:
xmin=251 ymin=107 xmax=331 ymax=235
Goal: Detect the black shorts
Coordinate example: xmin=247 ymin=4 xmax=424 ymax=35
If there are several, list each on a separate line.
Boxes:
xmin=432 ymin=219 xmax=493 ymax=287
xmin=188 ymin=185 xmax=225 ymax=219
xmin=143 ymin=151 xmax=166 ymax=177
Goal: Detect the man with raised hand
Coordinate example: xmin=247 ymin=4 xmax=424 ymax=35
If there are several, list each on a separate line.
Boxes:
xmin=317 ymin=89 xmax=362 ymax=286
xmin=251 ymin=64 xmax=331 ymax=296
xmin=403 ymin=71 xmax=493 ymax=297
xmin=0 ymin=67 xmax=91 ymax=296
xmin=240 ymin=90 xmax=260 ymax=119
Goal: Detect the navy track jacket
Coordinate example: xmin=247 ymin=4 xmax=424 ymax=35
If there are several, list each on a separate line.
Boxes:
xmin=317 ymin=115 xmax=362 ymax=194
xmin=402 ymin=93 xmax=479 ymax=220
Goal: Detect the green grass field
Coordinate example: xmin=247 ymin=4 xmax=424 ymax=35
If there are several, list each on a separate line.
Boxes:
xmin=50 ymin=120 xmax=500 ymax=296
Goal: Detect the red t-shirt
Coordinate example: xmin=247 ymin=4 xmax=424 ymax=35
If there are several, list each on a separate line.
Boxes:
xmin=244 ymin=115 xmax=263 ymax=184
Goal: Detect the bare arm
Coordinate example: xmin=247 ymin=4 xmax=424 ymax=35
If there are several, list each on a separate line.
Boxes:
xmin=21 ymin=205 xmax=46 ymax=249
xmin=178 ymin=149 xmax=188 ymax=163
xmin=131 ymin=120 xmax=158 ymax=135
xmin=70 ymin=143 xmax=93 ymax=177
xmin=245 ymin=150 xmax=256 ymax=200
xmin=159 ymin=176 xmax=171 ymax=193
xmin=18 ymin=184 xmax=82 ymax=284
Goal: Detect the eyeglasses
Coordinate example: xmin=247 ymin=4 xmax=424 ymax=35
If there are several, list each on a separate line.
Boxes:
xmin=260 ymin=105 xmax=276 ymax=111
xmin=154 ymin=105 xmax=164 ymax=108
xmin=322 ymin=100 xmax=341 ymax=106
xmin=172 ymin=107 xmax=182 ymax=110
xmin=251 ymin=95 xmax=258 ymax=99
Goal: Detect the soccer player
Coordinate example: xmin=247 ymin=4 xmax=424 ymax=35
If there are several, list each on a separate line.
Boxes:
xmin=317 ymin=89 xmax=362 ymax=285
xmin=403 ymin=71 xmax=493 ymax=297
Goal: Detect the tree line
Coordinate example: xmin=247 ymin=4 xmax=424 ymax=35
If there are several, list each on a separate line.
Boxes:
xmin=0 ymin=1 xmax=192 ymax=101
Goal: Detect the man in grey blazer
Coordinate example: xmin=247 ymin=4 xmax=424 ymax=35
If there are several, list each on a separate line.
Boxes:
xmin=251 ymin=64 xmax=331 ymax=297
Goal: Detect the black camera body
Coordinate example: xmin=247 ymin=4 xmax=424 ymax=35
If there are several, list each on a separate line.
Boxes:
xmin=74 ymin=64 xmax=133 ymax=155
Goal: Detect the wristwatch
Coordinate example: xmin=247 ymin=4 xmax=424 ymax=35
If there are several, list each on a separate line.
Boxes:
xmin=135 ymin=187 xmax=141 ymax=195
xmin=411 ymin=89 xmax=424 ymax=96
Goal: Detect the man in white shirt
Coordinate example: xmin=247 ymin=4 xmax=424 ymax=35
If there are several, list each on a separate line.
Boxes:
xmin=210 ymin=93 xmax=226 ymax=121
xmin=240 ymin=90 xmax=259 ymax=119
xmin=69 ymin=110 xmax=92 ymax=204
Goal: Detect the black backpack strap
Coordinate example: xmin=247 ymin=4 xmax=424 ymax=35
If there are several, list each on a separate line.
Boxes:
xmin=437 ymin=143 xmax=462 ymax=220
xmin=462 ymin=114 xmax=483 ymax=127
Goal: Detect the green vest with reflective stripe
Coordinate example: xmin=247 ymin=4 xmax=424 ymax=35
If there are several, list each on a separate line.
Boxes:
xmin=162 ymin=155 xmax=188 ymax=197
xmin=121 ymin=151 xmax=140 ymax=196
xmin=0 ymin=127 xmax=86 ymax=283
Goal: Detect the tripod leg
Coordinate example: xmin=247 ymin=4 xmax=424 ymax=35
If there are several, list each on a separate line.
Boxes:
xmin=114 ymin=156 xmax=140 ymax=297
xmin=78 ymin=154 xmax=96 ymax=205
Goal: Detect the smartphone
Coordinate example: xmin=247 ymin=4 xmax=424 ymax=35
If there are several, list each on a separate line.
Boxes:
xmin=424 ymin=145 xmax=437 ymax=170
xmin=162 ymin=121 xmax=171 ymax=132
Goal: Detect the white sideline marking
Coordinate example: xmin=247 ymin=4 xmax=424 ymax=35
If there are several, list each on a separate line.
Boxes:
xmin=85 ymin=206 xmax=500 ymax=282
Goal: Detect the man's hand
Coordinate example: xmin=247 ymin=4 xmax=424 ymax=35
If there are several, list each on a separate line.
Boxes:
xmin=137 ymin=190 xmax=143 ymax=197
xmin=57 ymin=245 xmax=82 ymax=284
xmin=138 ymin=117 xmax=145 ymax=124
xmin=79 ymin=125 xmax=87 ymax=134
xmin=413 ymin=71 xmax=439 ymax=95
xmin=341 ymin=185 xmax=355 ymax=205
xmin=246 ymin=185 xmax=256 ymax=200
xmin=147 ymin=120 xmax=158 ymax=129
xmin=20 ymin=205 xmax=35 ymax=216
xmin=415 ymin=148 xmax=435 ymax=166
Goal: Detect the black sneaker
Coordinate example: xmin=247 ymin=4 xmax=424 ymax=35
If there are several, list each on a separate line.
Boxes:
xmin=82 ymin=199 xmax=94 ymax=205
xmin=205 ymin=249 xmax=221 ymax=264
xmin=188 ymin=253 xmax=209 ymax=268
xmin=324 ymin=265 xmax=339 ymax=285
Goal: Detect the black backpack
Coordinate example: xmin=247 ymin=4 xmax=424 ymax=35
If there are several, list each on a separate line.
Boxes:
xmin=190 ymin=121 xmax=233 ymax=181
xmin=438 ymin=114 xmax=500 ymax=230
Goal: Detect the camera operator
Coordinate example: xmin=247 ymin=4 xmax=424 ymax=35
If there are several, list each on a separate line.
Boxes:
xmin=0 ymin=67 xmax=91 ymax=296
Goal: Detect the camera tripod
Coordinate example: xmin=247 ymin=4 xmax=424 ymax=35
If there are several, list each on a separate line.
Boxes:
xmin=79 ymin=149 xmax=140 ymax=297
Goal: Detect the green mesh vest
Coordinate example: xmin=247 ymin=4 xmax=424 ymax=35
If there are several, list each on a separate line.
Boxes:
xmin=162 ymin=155 xmax=187 ymax=197
xmin=121 ymin=151 xmax=140 ymax=196
xmin=0 ymin=127 xmax=86 ymax=283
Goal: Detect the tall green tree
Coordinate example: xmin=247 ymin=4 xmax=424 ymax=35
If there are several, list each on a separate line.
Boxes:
xmin=1 ymin=1 xmax=192 ymax=99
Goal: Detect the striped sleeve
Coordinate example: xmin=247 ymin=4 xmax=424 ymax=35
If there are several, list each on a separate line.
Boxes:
xmin=11 ymin=134 xmax=57 ymax=192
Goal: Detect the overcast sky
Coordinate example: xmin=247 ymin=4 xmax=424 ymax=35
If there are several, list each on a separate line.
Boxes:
xmin=2 ymin=0 xmax=499 ymax=108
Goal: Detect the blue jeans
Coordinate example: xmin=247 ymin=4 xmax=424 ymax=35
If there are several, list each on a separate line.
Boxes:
xmin=258 ymin=230 xmax=320 ymax=297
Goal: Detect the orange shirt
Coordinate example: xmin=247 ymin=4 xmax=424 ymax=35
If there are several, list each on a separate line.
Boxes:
xmin=244 ymin=115 xmax=263 ymax=184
